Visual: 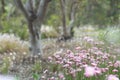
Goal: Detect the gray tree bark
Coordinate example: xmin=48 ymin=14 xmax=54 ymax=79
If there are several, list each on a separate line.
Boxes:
xmin=1 ymin=0 xmax=6 ymax=13
xmin=59 ymin=0 xmax=77 ymax=40
xmin=60 ymin=0 xmax=67 ymax=37
xmin=68 ymin=0 xmax=77 ymax=37
xmin=14 ymin=0 xmax=51 ymax=56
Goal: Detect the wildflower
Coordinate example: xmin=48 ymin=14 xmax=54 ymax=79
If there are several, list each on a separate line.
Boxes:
xmin=41 ymin=75 xmax=46 ymax=79
xmin=108 ymin=62 xmax=113 ymax=67
xmin=10 ymin=53 xmax=13 ymax=56
xmin=56 ymin=61 xmax=62 ymax=64
xmin=12 ymin=56 xmax=16 ymax=60
xmin=49 ymin=77 xmax=55 ymax=80
xmin=84 ymin=66 xmax=95 ymax=77
xmin=83 ymin=36 xmax=89 ymax=41
xmin=69 ymin=69 xmax=76 ymax=77
xmin=101 ymin=68 xmax=108 ymax=73
xmin=112 ymin=69 xmax=118 ymax=72
xmin=76 ymin=68 xmax=82 ymax=72
xmin=91 ymin=63 xmax=97 ymax=67
xmin=87 ymin=38 xmax=94 ymax=43
xmin=58 ymin=73 xmax=64 ymax=79
xmin=114 ymin=61 xmax=120 ymax=68
xmin=66 ymin=50 xmax=72 ymax=54
xmin=54 ymin=54 xmax=60 ymax=59
xmin=75 ymin=46 xmax=81 ymax=50
xmin=94 ymin=67 xmax=102 ymax=75
xmin=107 ymin=75 xmax=119 ymax=80
xmin=63 ymin=64 xmax=70 ymax=68
xmin=66 ymin=61 xmax=73 ymax=65
xmin=43 ymin=69 xmax=48 ymax=74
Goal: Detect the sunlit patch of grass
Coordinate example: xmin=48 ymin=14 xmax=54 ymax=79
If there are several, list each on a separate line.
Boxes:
xmin=97 ymin=27 xmax=120 ymax=45
xmin=105 ymin=27 xmax=120 ymax=44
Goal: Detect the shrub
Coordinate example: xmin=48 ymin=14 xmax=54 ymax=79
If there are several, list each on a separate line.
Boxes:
xmin=1 ymin=14 xmax=28 ymax=40
xmin=0 ymin=33 xmax=28 ymax=53
xmin=98 ymin=27 xmax=120 ymax=44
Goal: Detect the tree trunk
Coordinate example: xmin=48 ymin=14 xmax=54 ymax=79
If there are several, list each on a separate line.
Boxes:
xmin=28 ymin=21 xmax=42 ymax=56
xmin=14 ymin=0 xmax=51 ymax=56
xmin=58 ymin=0 xmax=77 ymax=41
xmin=60 ymin=0 xmax=67 ymax=37
xmin=67 ymin=0 xmax=77 ymax=38
xmin=107 ymin=0 xmax=119 ymax=24
xmin=1 ymin=0 xmax=5 ymax=13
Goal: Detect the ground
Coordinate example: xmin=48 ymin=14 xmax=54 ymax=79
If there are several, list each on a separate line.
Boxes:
xmin=0 ymin=26 xmax=120 ymax=80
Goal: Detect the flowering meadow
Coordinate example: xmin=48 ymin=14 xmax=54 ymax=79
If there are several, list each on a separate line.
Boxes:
xmin=0 ymin=34 xmax=120 ymax=80
xmin=40 ymin=37 xmax=120 ymax=80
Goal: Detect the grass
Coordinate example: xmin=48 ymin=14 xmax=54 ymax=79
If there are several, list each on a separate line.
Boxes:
xmin=40 ymin=37 xmax=120 ymax=80
xmin=0 ymin=33 xmax=28 ymax=53
xmin=0 ymin=26 xmax=120 ymax=80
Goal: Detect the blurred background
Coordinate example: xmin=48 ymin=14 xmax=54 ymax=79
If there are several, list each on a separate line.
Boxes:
xmin=0 ymin=0 xmax=119 ymax=40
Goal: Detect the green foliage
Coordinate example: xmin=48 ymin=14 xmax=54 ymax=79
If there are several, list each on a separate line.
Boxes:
xmin=105 ymin=27 xmax=120 ymax=44
xmin=98 ymin=29 xmax=108 ymax=42
xmin=0 ymin=0 xmax=120 ymax=40
xmin=41 ymin=25 xmax=59 ymax=38
xmin=75 ymin=0 xmax=120 ymax=26
xmin=14 ymin=75 xmax=20 ymax=80
xmin=32 ymin=73 xmax=40 ymax=80
xmin=1 ymin=14 xmax=28 ymax=40
xmin=98 ymin=27 xmax=120 ymax=44
xmin=32 ymin=61 xmax=42 ymax=73
xmin=47 ymin=14 xmax=60 ymax=27
xmin=0 ymin=57 xmax=10 ymax=74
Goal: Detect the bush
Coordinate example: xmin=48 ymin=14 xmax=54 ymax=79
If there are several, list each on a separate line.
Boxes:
xmin=1 ymin=14 xmax=28 ymax=40
xmin=41 ymin=25 xmax=59 ymax=38
xmin=98 ymin=27 xmax=120 ymax=44
xmin=0 ymin=33 xmax=28 ymax=53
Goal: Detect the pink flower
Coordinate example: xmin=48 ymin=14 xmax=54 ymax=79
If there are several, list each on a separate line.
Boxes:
xmin=84 ymin=66 xmax=96 ymax=77
xmin=63 ymin=64 xmax=70 ymax=68
xmin=54 ymin=54 xmax=60 ymax=59
xmin=112 ymin=69 xmax=118 ymax=72
xmin=101 ymin=68 xmax=108 ymax=73
xmin=75 ymin=46 xmax=81 ymax=50
xmin=58 ymin=73 xmax=64 ymax=79
xmin=69 ymin=69 xmax=76 ymax=77
xmin=91 ymin=63 xmax=97 ymax=67
xmin=107 ymin=75 xmax=119 ymax=80
xmin=94 ymin=67 xmax=102 ymax=75
xmin=114 ymin=61 xmax=120 ymax=68
xmin=48 ymin=57 xmax=52 ymax=60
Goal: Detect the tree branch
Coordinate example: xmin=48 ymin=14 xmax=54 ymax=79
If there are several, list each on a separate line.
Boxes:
xmin=1 ymin=0 xmax=6 ymax=13
xmin=14 ymin=0 xmax=29 ymax=20
xmin=25 ymin=0 xmax=34 ymax=13
xmin=37 ymin=0 xmax=51 ymax=22
xmin=60 ymin=0 xmax=67 ymax=36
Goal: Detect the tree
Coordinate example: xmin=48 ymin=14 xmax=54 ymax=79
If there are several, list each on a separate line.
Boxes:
xmin=1 ymin=0 xmax=6 ymax=13
xmin=14 ymin=0 xmax=51 ymax=56
xmin=107 ymin=0 xmax=120 ymax=24
xmin=59 ymin=0 xmax=78 ymax=40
